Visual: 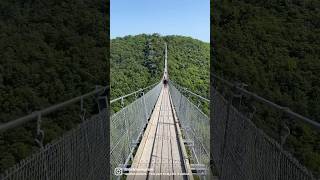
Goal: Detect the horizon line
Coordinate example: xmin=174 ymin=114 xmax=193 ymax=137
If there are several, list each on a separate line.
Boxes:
xmin=110 ymin=33 xmax=210 ymax=43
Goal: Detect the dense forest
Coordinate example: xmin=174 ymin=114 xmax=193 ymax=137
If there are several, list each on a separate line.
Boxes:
xmin=111 ymin=34 xmax=209 ymax=113
xmin=0 ymin=0 xmax=108 ymax=173
xmin=212 ymin=0 xmax=320 ymax=177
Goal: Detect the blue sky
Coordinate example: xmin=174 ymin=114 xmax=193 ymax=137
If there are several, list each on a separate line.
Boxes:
xmin=111 ymin=0 xmax=210 ymax=42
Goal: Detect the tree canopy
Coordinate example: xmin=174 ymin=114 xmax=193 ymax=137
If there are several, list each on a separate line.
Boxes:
xmin=212 ymin=0 xmax=320 ymax=177
xmin=0 ymin=0 xmax=109 ymax=172
xmin=111 ymin=34 xmax=209 ymax=113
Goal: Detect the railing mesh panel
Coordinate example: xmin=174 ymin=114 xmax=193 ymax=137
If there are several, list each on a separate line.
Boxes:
xmin=110 ymin=83 xmax=162 ymax=179
xmin=169 ymin=82 xmax=211 ymax=177
xmin=0 ymin=110 xmax=109 ymax=180
xmin=212 ymin=88 xmax=314 ymax=180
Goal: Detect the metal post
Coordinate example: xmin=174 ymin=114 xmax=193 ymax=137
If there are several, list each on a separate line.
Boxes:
xmin=123 ymin=105 xmax=131 ymax=162
xmin=35 ymin=112 xmax=44 ymax=148
xmin=279 ymin=110 xmax=291 ymax=147
xmin=197 ymin=100 xmax=201 ymax=108
xmin=34 ymin=112 xmax=49 ymax=180
xmin=219 ymin=90 xmax=234 ymax=178
xmin=80 ymin=96 xmax=86 ymax=122
xmin=96 ymin=86 xmax=108 ymax=112
xmin=142 ymin=92 xmax=148 ymax=122
xmin=121 ymin=97 xmax=124 ymax=108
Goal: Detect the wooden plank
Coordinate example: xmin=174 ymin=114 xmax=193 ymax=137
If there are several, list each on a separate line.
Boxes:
xmin=169 ymin=89 xmax=194 ymax=180
xmin=127 ymin=88 xmax=164 ymax=180
xmin=151 ymin=97 xmax=163 ymax=180
xmin=159 ymin=92 xmax=172 ymax=180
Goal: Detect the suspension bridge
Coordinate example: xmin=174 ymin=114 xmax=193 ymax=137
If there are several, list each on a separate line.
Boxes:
xmin=0 ymin=44 xmax=319 ymax=180
xmin=110 ymin=43 xmax=210 ymax=179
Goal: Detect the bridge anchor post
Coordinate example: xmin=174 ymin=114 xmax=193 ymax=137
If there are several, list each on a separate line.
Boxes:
xmin=96 ymin=85 xmax=109 ymax=112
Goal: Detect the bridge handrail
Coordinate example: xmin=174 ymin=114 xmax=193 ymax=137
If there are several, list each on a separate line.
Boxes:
xmin=110 ymin=82 xmax=158 ymax=104
xmin=170 ymin=80 xmax=210 ymax=102
xmin=0 ymin=85 xmax=108 ymax=133
xmin=110 ymin=82 xmax=162 ymax=179
xmin=212 ymin=73 xmax=320 ymax=130
xmin=169 ymin=81 xmax=211 ymax=178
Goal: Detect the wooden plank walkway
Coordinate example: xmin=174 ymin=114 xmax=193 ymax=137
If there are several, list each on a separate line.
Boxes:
xmin=127 ymin=85 xmax=193 ymax=180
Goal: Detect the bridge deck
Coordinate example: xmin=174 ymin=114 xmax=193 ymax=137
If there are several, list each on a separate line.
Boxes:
xmin=127 ymin=85 xmax=193 ymax=180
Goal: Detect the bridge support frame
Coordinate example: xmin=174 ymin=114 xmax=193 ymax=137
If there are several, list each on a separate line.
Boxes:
xmin=96 ymin=85 xmax=109 ymax=112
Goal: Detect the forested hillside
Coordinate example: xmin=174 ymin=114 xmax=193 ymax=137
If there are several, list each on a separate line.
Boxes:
xmin=212 ymin=0 xmax=320 ymax=177
xmin=0 ymin=0 xmax=108 ymax=172
xmin=111 ymin=34 xmax=209 ymax=112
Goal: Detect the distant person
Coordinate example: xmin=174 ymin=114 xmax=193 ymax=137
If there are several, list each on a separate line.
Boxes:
xmin=163 ymin=79 xmax=168 ymax=86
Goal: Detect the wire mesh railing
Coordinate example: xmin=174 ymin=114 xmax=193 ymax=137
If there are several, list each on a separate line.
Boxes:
xmin=170 ymin=81 xmax=210 ymax=116
xmin=110 ymin=82 xmax=159 ymax=114
xmin=0 ymin=86 xmax=109 ymax=180
xmin=169 ymin=81 xmax=212 ymax=178
xmin=110 ymin=82 xmax=162 ymax=179
xmin=211 ymin=74 xmax=317 ymax=180
xmin=1 ymin=110 xmax=109 ymax=180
